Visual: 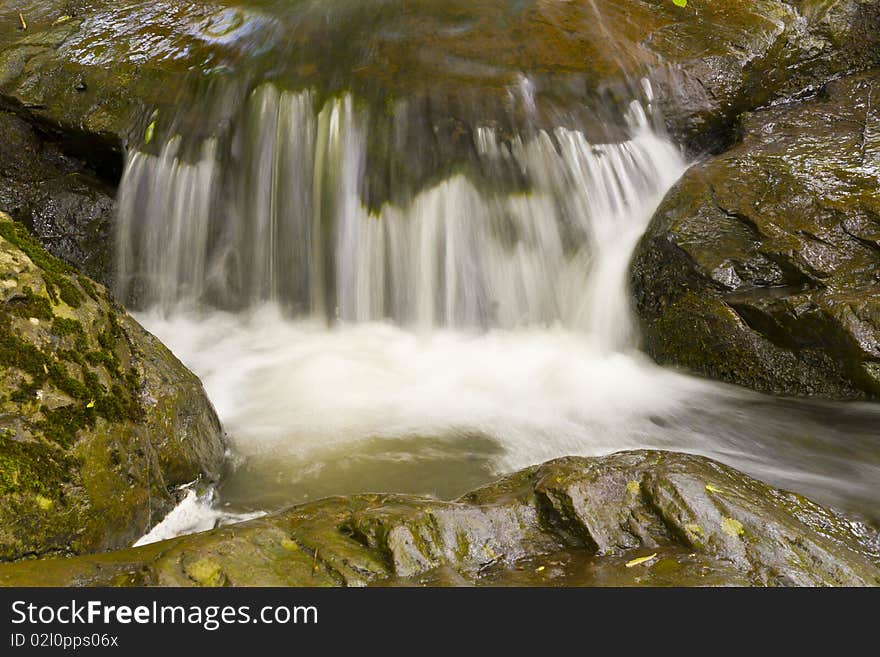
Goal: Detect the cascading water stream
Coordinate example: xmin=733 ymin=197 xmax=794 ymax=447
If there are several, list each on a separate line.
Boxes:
xmin=117 ymin=85 xmax=682 ymax=348
xmin=118 ymin=83 xmax=880 ymax=543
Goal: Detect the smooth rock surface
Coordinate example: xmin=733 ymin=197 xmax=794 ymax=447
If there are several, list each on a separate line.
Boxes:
xmin=632 ymin=71 xmax=880 ymax=399
xmin=1 ymin=451 xmax=876 ymax=586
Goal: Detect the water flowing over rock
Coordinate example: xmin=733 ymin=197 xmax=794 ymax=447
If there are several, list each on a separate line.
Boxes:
xmin=1 ymin=0 xmax=878 ymax=166
xmin=1 ymin=0 xmax=880 ymax=587
xmin=116 ymin=88 xmax=684 ymax=348
xmin=0 ymin=212 xmax=225 ymax=560
xmin=632 ymin=71 xmax=880 ymax=399
xmin=1 ymin=0 xmax=877 ymax=297
xmin=0 ymin=451 xmax=876 ymax=586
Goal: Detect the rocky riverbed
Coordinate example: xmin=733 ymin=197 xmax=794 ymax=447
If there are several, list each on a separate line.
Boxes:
xmin=0 ymin=0 xmax=879 ymax=586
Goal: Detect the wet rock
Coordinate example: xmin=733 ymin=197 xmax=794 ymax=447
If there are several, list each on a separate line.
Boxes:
xmin=0 ymin=111 xmax=115 ymax=287
xmin=0 ymin=0 xmax=877 ymax=276
xmin=1 ymin=451 xmax=876 ymax=586
xmin=0 ymin=212 xmax=226 ymax=560
xmin=648 ymin=0 xmax=880 ymax=151
xmin=632 ymin=71 xmax=880 ymax=399
xmin=2 ymin=1 xmax=878 ymax=157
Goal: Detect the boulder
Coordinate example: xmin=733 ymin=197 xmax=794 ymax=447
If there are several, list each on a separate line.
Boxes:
xmin=0 ymin=212 xmax=226 ymax=560
xmin=1 ymin=451 xmax=876 ymax=586
xmin=632 ymin=71 xmax=880 ymax=399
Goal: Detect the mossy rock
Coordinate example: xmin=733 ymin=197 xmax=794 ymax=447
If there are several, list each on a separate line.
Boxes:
xmin=0 ymin=451 xmax=876 ymax=586
xmin=0 ymin=212 xmax=225 ymax=560
xmin=631 ymin=70 xmax=880 ymax=399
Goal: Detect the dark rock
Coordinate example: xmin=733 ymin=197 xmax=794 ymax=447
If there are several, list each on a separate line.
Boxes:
xmin=631 ymin=70 xmax=880 ymax=399
xmin=0 ymin=212 xmax=226 ymax=560
xmin=0 ymin=451 xmax=876 ymax=586
xmin=649 ymin=0 xmax=880 ymax=152
xmin=0 ymin=111 xmax=115 ymax=288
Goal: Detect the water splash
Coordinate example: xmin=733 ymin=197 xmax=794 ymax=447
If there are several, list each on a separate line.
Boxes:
xmin=116 ymin=84 xmax=684 ymax=350
xmin=119 ymin=81 xmax=880 ymax=544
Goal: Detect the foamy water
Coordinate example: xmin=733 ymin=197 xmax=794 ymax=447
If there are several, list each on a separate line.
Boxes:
xmin=122 ymin=83 xmax=880 ymax=543
xmin=139 ymin=307 xmax=712 ymax=468
xmin=137 ymin=307 xmax=880 ymax=526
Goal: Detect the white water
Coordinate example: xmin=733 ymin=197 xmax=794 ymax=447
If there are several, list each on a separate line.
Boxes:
xmin=136 ymin=305 xmax=880 ymax=522
xmin=134 ymin=488 xmax=264 ymax=547
xmin=119 ymin=83 xmax=880 ymax=541
xmin=138 ymin=308 xmax=711 ymax=471
xmin=117 ymin=86 xmax=684 ymax=346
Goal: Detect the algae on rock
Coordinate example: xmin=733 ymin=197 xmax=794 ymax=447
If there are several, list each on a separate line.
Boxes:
xmin=0 ymin=212 xmax=225 ymax=560
xmin=0 ymin=451 xmax=876 ymax=587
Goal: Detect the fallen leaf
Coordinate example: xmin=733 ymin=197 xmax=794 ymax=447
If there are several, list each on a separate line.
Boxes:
xmin=673 ymin=0 xmax=687 ymax=6
xmin=53 ymin=15 xmax=71 ymax=25
xmin=625 ymin=553 xmax=657 ymax=568
xmin=705 ymin=483 xmax=724 ymax=494
xmin=86 ymin=400 xmax=95 ymax=408
xmin=144 ymin=121 xmax=156 ymax=145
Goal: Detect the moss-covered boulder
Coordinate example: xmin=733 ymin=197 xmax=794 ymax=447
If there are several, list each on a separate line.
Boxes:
xmin=632 ymin=71 xmax=880 ymax=399
xmin=1 ymin=451 xmax=876 ymax=586
xmin=0 ymin=212 xmax=225 ymax=560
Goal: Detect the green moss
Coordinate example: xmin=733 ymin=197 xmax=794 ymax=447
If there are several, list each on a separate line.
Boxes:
xmin=57 ymin=349 xmax=86 ymax=368
xmin=76 ymin=275 xmax=99 ymax=302
xmin=5 ymin=287 xmax=53 ymax=321
xmin=51 ymin=317 xmax=84 ymax=338
xmin=0 ymin=329 xmax=49 ymax=380
xmin=85 ymin=350 xmax=118 ymax=370
xmin=0 ymin=312 xmax=141 ymax=447
xmin=97 ymin=313 xmax=122 ymax=351
xmin=0 ymin=221 xmax=82 ymax=309
xmin=0 ymin=435 xmax=75 ymax=497
xmin=37 ymin=404 xmax=95 ymax=447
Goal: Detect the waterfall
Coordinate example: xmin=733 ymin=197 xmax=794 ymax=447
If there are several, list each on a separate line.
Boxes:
xmin=118 ymin=83 xmax=880 ymax=531
xmin=116 ymin=83 xmax=685 ymax=350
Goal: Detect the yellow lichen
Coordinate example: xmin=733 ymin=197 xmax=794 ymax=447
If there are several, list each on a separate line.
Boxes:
xmin=34 ymin=495 xmax=53 ymax=511
xmin=184 ymin=558 xmax=226 ymax=586
xmin=721 ymin=517 xmax=745 ymax=538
